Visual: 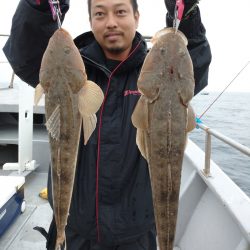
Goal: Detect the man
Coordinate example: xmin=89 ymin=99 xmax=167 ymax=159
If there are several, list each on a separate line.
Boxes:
xmin=3 ymin=0 xmax=211 ymax=249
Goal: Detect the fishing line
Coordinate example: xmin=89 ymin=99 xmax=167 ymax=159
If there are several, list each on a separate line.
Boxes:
xmin=198 ymin=61 xmax=250 ymax=119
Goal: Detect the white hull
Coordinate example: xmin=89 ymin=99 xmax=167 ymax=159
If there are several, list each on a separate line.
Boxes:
xmin=174 ymin=139 xmax=250 ymax=250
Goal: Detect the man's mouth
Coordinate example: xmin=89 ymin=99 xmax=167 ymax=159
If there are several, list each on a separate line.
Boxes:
xmin=104 ymin=32 xmax=122 ymax=41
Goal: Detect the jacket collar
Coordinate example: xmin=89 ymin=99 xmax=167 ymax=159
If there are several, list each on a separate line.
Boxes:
xmin=74 ymin=31 xmax=147 ymax=74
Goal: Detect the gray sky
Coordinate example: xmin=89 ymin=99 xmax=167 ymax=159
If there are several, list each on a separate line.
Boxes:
xmin=1 ymin=0 xmax=250 ymax=92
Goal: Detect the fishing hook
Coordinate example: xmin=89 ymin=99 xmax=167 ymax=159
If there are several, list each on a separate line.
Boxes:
xmin=48 ymin=0 xmax=62 ymax=29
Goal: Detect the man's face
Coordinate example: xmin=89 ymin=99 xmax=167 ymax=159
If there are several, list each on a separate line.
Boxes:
xmin=89 ymin=0 xmax=139 ymax=60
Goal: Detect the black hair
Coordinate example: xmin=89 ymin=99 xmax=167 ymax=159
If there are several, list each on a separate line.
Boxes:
xmin=87 ymin=0 xmax=138 ymax=18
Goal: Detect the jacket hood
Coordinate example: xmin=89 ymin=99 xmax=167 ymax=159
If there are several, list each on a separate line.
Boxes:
xmin=73 ymin=31 xmax=148 ymax=74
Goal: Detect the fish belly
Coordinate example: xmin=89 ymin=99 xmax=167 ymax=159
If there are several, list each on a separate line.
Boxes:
xmin=45 ymin=92 xmax=81 ymax=243
xmin=149 ymin=94 xmax=187 ymax=250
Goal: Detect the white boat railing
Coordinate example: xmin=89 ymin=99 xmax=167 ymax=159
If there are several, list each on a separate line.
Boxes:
xmin=1 ymin=34 xmax=36 ymax=173
xmin=196 ymin=122 xmax=250 ymax=177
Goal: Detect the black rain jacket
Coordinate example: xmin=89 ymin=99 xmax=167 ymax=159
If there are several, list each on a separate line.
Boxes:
xmin=3 ymin=0 xmax=212 ymax=248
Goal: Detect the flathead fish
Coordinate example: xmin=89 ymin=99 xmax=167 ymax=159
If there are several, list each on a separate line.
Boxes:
xmin=34 ymin=28 xmax=104 ymax=249
xmin=132 ymin=28 xmax=195 ymax=250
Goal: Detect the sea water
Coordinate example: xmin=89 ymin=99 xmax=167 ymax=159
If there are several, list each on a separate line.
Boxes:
xmin=190 ymin=92 xmax=250 ymax=196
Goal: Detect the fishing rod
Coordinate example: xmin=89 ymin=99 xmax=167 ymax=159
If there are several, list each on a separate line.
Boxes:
xmin=198 ymin=61 xmax=250 ymax=119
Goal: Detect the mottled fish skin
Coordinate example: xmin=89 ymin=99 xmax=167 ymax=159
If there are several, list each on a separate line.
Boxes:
xmin=132 ymin=28 xmax=194 ymax=250
xmin=35 ymin=28 xmax=103 ymax=249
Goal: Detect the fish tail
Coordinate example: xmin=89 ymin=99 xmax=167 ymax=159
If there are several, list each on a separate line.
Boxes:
xmin=55 ymin=235 xmax=66 ymax=250
xmin=55 ymin=243 xmax=63 ymax=250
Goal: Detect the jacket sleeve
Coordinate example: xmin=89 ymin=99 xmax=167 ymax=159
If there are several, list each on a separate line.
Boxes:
xmin=166 ymin=7 xmax=212 ymax=95
xmin=2 ymin=0 xmax=69 ymax=88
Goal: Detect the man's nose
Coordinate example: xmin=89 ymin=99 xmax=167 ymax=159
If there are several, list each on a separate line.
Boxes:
xmin=106 ymin=13 xmax=118 ymax=28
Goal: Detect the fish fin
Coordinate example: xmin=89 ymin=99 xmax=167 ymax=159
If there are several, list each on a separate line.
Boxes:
xmin=49 ymin=165 xmax=55 ymax=211
xmin=136 ymin=128 xmax=149 ymax=161
xmin=82 ymin=114 xmax=97 ymax=145
xmin=46 ymin=105 xmax=60 ymax=140
xmin=55 ymin=243 xmax=63 ymax=250
xmin=186 ymin=104 xmax=196 ymax=132
xmin=55 ymin=231 xmax=65 ymax=250
xmin=132 ymin=95 xmax=149 ymax=129
xmin=78 ymin=80 xmax=104 ymax=116
xmin=34 ymin=83 xmax=44 ymax=106
xmin=136 ymin=128 xmax=147 ymax=160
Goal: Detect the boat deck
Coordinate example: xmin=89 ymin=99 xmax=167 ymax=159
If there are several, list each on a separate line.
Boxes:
xmin=0 ymin=81 xmax=51 ymax=249
xmin=0 ymin=171 xmax=51 ymax=250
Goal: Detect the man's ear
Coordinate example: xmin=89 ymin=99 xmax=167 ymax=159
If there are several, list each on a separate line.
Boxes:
xmin=89 ymin=16 xmax=92 ymax=27
xmin=135 ymin=10 xmax=140 ymax=29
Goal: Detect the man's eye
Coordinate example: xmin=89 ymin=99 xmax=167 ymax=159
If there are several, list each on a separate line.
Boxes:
xmin=94 ymin=12 xmax=104 ymax=17
xmin=117 ymin=9 xmax=127 ymax=16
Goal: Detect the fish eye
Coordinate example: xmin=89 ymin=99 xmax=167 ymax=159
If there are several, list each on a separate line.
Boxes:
xmin=64 ymin=46 xmax=71 ymax=54
xmin=160 ymin=47 xmax=166 ymax=54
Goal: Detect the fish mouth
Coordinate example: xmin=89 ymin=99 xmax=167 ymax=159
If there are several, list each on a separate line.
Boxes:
xmin=57 ymin=28 xmax=70 ymax=36
xmin=53 ymin=28 xmax=73 ymax=42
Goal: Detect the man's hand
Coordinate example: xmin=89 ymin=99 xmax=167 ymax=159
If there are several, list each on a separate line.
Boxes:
xmin=164 ymin=0 xmax=199 ymax=19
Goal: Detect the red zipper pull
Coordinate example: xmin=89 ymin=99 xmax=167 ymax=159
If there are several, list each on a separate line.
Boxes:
xmin=174 ymin=0 xmax=185 ymax=31
xmin=176 ymin=0 xmax=185 ymax=21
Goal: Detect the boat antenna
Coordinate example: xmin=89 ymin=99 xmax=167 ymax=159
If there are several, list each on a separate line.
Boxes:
xmin=199 ymin=61 xmax=250 ymax=119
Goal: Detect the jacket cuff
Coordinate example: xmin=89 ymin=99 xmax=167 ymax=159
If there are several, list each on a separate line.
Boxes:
xmin=25 ymin=0 xmax=69 ymax=14
xmin=3 ymin=0 xmax=69 ymax=87
xmin=166 ymin=7 xmax=206 ymax=40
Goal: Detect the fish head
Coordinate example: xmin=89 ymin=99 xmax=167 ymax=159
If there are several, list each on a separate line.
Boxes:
xmin=137 ymin=28 xmax=188 ymax=102
xmin=152 ymin=28 xmax=194 ymax=104
xmin=151 ymin=27 xmax=187 ymax=47
xmin=138 ymin=30 xmax=187 ymax=102
xmin=39 ymin=28 xmax=87 ymax=93
xmin=152 ymin=28 xmax=188 ymax=66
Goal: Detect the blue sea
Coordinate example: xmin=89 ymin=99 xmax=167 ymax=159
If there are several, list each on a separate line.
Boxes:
xmin=189 ymin=92 xmax=250 ymax=197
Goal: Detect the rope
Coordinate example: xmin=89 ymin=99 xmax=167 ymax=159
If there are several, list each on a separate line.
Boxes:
xmin=199 ymin=61 xmax=250 ymax=119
